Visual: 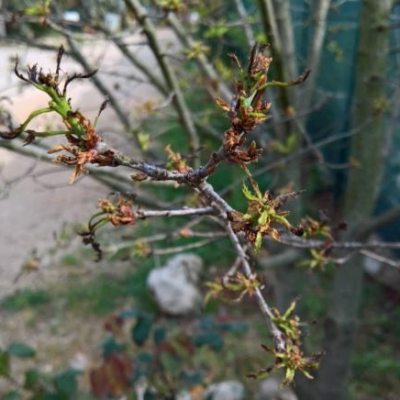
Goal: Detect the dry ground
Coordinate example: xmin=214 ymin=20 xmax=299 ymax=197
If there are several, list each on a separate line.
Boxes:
xmin=0 ymin=34 xmax=170 ymax=298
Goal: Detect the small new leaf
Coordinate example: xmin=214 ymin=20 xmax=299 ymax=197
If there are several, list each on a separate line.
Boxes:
xmin=242 ymin=183 xmax=260 ymax=202
xmin=255 ymin=231 xmax=262 ymax=254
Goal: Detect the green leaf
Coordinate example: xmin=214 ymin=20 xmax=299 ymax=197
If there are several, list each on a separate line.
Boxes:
xmin=258 ymin=210 xmax=269 ymax=226
xmin=159 ymin=352 xmax=181 ymax=371
xmin=255 ymin=232 xmax=262 ymax=254
xmin=283 ymin=299 xmax=297 ymax=319
xmin=243 ymin=213 xmax=254 ymax=221
xmin=153 ymin=327 xmax=166 ymax=345
xmin=53 ymin=369 xmax=80 ymax=397
xmin=193 ymin=331 xmax=224 ymax=351
xmin=24 ymin=368 xmax=42 ymax=390
xmin=218 ymin=321 xmax=247 ymax=333
xmin=248 ymin=369 xmax=270 ymax=380
xmin=137 ymin=351 xmax=153 ymax=364
xmin=25 ymin=0 xmax=51 ymax=16
xmin=204 ymin=24 xmax=229 ymax=38
xmin=41 ymin=394 xmax=66 ymax=400
xmin=168 ymin=339 xmax=192 ymax=360
xmin=286 ymin=133 xmax=298 ymax=153
xmin=242 ymin=91 xmax=257 ymax=109
xmin=242 ymin=183 xmax=258 ymax=201
xmin=102 ymin=336 xmax=125 ymax=358
xmin=284 ymin=367 xmax=295 ymax=384
xmin=180 ymin=371 xmax=204 ymax=386
xmin=144 ymin=389 xmax=156 ymax=400
xmin=0 ymin=391 xmax=21 ymax=400
xmin=0 ymin=351 xmax=10 ymax=377
xmin=138 ymin=132 xmax=150 ymax=151
xmin=119 ymin=308 xmax=139 ymax=319
xmin=199 ymin=316 xmax=215 ymax=331
xmin=271 ymin=141 xmax=286 ymax=154
xmin=326 ymin=40 xmax=343 ymax=63
xmin=131 ymin=315 xmax=153 ymax=347
xmin=6 ymin=343 xmax=35 ymax=358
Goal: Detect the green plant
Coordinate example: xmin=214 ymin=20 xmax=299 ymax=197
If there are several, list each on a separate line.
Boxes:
xmin=89 ymin=311 xmax=249 ymax=398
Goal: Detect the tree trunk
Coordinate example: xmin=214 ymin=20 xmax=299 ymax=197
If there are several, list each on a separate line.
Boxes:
xmin=0 ymin=0 xmax=6 ymax=38
xmin=301 ymin=0 xmax=331 ymax=113
xmin=311 ymin=1 xmax=392 ymax=399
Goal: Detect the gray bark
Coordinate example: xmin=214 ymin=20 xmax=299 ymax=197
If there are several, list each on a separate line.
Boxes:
xmin=301 ymin=0 xmax=331 ymax=113
xmin=312 ymin=1 xmax=392 ymax=399
xmin=0 ymin=0 xmax=6 ymax=38
xmin=272 ymin=0 xmax=298 ymax=80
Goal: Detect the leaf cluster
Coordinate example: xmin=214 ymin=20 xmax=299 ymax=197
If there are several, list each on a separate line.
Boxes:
xmin=89 ymin=311 xmax=247 ymax=398
xmin=0 ymin=343 xmax=81 ymax=399
xmin=248 ymin=300 xmax=322 ymax=385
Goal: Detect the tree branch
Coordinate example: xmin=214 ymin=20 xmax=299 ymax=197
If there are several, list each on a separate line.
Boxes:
xmin=233 ymin=0 xmax=255 ymax=49
xmin=124 ymin=0 xmax=200 ymax=158
xmin=301 ymin=0 xmax=331 ymax=113
xmin=361 ymin=206 xmax=400 ymax=236
xmin=166 ymin=13 xmax=232 ymax=101
xmin=225 ymin=223 xmax=287 ymax=351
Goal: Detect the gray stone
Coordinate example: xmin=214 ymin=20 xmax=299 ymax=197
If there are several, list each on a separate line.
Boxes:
xmin=256 ymin=377 xmax=297 ymax=400
xmin=176 ymin=390 xmax=192 ymax=400
xmin=147 ymin=254 xmax=203 ymax=316
xmin=69 ymin=352 xmax=89 ymax=371
xmin=204 ymin=381 xmax=245 ymax=400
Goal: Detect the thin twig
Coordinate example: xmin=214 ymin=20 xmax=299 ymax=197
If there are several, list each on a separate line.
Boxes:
xmin=360 ymin=250 xmax=400 ymax=269
xmin=137 ymin=207 xmax=216 ymax=219
xmin=46 ymin=19 xmax=137 ymax=138
xmin=361 ymin=205 xmax=400 ymax=235
xmin=225 ymin=223 xmax=286 ymax=351
xmin=152 ymin=237 xmax=221 ymax=255
xmin=166 ymin=13 xmax=233 ymax=101
xmin=233 ymin=0 xmax=255 ymax=48
xmin=278 ymin=235 xmax=400 ymax=250
xmin=301 ymin=0 xmax=331 ymax=113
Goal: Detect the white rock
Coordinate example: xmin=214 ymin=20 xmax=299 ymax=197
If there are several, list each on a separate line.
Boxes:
xmin=62 ymin=11 xmax=80 ymax=22
xmin=204 ymin=381 xmax=245 ymax=400
xmin=256 ymin=377 xmax=297 ymax=400
xmin=69 ymin=352 xmax=89 ymax=371
xmin=176 ymin=390 xmax=192 ymax=400
xmin=147 ymin=254 xmax=203 ymax=316
xmin=364 ymin=256 xmax=381 ymax=275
